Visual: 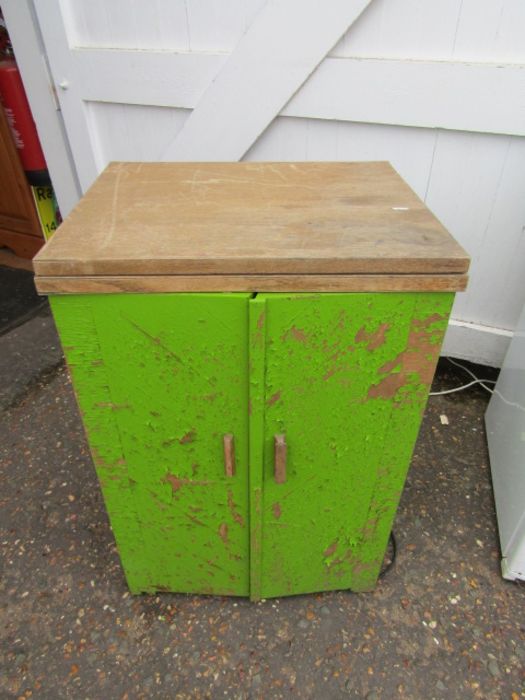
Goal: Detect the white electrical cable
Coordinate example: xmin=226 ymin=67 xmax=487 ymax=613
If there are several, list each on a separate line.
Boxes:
xmin=429 ymin=357 xmax=496 ymax=396
xmin=429 ymin=378 xmax=495 ymax=396
xmin=447 ymin=357 xmax=495 ymax=388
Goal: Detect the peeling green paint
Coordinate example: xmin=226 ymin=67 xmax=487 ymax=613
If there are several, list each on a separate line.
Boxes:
xmin=50 ymin=291 xmax=453 ymax=598
xmin=248 ymin=295 xmax=266 ymax=601
xmin=50 ymin=293 xmax=251 ymax=595
xmin=255 ymin=292 xmax=453 ymax=598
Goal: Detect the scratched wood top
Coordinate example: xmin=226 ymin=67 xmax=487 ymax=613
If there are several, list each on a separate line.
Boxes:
xmin=34 ymin=162 xmax=469 ymax=287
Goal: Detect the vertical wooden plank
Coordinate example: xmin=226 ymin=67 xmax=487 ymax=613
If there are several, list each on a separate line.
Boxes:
xmin=186 ymin=0 xmax=249 ymax=51
xmin=477 ymin=136 xmax=525 ymax=329
xmin=248 ymin=117 xmax=436 ymax=201
xmin=424 ymin=129 xmax=525 ymax=332
xmin=105 ymin=0 xmax=190 ymax=51
xmin=86 ymin=103 xmax=189 ymax=164
xmin=88 ymin=103 xmax=129 ymax=164
xmin=332 ymin=0 xmax=463 ymax=60
xmin=304 ymin=118 xmax=340 ymax=161
xmin=248 ymin=295 xmax=266 ymax=601
xmin=119 ymin=104 xmax=189 ymax=160
xmin=130 ymin=0 xmax=160 ymax=49
xmin=156 ymin=0 xmax=191 ymax=51
xmin=73 ymin=0 xmax=112 ymax=46
xmin=334 ymin=121 xmax=437 ymax=200
xmin=453 ymin=0 xmax=525 ymax=62
xmin=245 ymin=116 xmax=309 ymax=161
xmin=428 ymin=129 xmax=501 ymax=327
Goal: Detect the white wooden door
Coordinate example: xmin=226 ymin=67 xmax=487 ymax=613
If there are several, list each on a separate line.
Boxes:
xmin=3 ymin=0 xmax=525 ymax=366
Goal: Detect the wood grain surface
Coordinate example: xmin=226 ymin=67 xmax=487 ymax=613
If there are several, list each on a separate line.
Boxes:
xmin=35 ymin=273 xmax=468 ymax=294
xmin=34 ymin=162 xmax=469 ymax=285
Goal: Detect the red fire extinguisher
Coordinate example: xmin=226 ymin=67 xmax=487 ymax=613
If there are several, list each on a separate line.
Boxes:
xmin=0 ymin=59 xmax=49 ymax=186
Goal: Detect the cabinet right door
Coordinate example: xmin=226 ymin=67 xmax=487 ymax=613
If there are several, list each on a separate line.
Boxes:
xmin=250 ymin=292 xmax=453 ymax=599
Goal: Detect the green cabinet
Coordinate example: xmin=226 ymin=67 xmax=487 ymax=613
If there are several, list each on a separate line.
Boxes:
xmin=50 ymin=290 xmax=452 ymax=599
xmin=35 ymin=162 xmax=468 ymax=599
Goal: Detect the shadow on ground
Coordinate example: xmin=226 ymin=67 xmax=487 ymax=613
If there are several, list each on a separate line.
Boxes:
xmin=0 ymin=305 xmax=524 ymax=699
xmin=0 ymin=265 xmax=46 ymax=335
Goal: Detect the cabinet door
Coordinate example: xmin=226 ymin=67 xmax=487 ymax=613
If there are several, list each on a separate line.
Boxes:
xmin=250 ymin=292 xmax=452 ymax=599
xmin=51 ymin=293 xmax=251 ymax=595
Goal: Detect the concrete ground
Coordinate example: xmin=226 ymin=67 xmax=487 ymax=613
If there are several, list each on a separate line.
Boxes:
xmin=1 ymin=280 xmax=524 ymax=699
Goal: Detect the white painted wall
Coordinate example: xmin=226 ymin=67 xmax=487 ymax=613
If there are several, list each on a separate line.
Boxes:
xmin=3 ymin=0 xmax=525 ymax=366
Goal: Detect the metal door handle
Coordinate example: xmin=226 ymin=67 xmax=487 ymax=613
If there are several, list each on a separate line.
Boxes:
xmin=274 ymin=434 xmax=287 ymax=484
xmin=223 ymin=434 xmax=235 ymax=477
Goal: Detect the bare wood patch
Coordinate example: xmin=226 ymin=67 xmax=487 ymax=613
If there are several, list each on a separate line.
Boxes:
xmin=290 ymin=326 xmax=308 ymax=343
xmin=323 ymin=540 xmax=339 ymax=558
xmin=179 ymin=430 xmax=196 ymax=444
xmin=368 ymin=313 xmax=447 ymax=400
xmin=267 ymin=391 xmax=281 ymax=407
xmin=355 ymin=322 xmax=390 ymax=351
xmin=227 ymin=490 xmax=245 ymax=527
xmin=218 ymin=523 xmax=229 ymax=545
xmin=164 ymin=474 xmax=211 ymax=496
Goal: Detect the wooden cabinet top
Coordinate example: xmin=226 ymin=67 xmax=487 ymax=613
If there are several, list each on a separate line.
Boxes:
xmin=34 ymin=162 xmax=469 ymax=293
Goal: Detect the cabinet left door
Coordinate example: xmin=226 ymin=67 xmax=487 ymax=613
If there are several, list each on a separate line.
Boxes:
xmin=50 ymin=293 xmax=252 ymax=595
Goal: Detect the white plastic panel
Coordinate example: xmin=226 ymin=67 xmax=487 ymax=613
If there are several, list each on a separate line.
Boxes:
xmin=486 ymin=302 xmax=525 ymax=580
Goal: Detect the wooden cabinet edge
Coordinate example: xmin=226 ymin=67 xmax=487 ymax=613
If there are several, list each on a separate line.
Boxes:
xmin=35 ymin=274 xmax=468 ymax=295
